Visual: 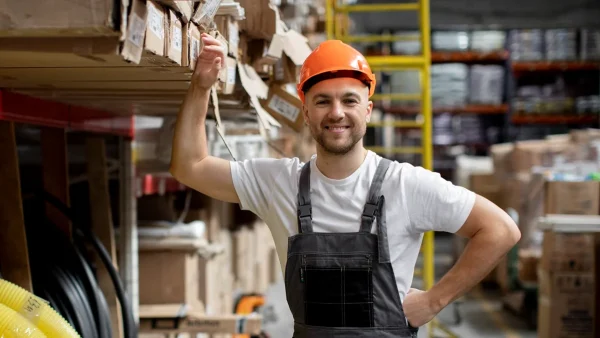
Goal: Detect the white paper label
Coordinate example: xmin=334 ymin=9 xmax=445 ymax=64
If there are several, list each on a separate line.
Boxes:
xmin=191 ymin=37 xmax=200 ymax=64
xmin=227 ymin=66 xmax=236 ymax=85
xmin=172 ymin=25 xmax=182 ymax=52
xmin=127 ymin=13 xmax=145 ymax=47
xmin=148 ymin=5 xmax=164 ymax=39
xmin=202 ymin=0 xmax=221 ymax=22
xmin=268 ymin=94 xmax=300 ymax=123
xmin=229 ymin=22 xmax=239 ymax=47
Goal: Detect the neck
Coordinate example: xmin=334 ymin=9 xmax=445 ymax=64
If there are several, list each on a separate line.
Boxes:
xmin=315 ymin=142 xmax=368 ymax=180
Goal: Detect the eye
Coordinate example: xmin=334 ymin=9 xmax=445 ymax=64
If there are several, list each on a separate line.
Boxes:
xmin=316 ymin=100 xmax=329 ymax=106
xmin=343 ymin=99 xmax=358 ymax=105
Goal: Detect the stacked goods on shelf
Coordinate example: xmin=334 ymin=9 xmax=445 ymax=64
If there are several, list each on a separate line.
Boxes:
xmin=431 ymin=63 xmax=469 ymax=107
xmin=509 ymin=29 xmax=544 ymax=61
xmin=509 ymin=28 xmax=600 ymax=128
xmin=544 ymin=29 xmax=577 ymax=61
xmin=135 ymin=192 xmax=279 ymax=337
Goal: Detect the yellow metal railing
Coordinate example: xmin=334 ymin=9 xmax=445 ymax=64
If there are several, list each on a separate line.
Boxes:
xmin=326 ymin=1 xmax=457 ymax=337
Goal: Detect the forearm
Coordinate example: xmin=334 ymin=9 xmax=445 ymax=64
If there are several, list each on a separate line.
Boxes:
xmin=170 ymin=83 xmax=211 ymax=174
xmin=427 ymin=223 xmax=518 ymax=311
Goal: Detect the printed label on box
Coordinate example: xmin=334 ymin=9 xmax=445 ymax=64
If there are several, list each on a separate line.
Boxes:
xmin=227 ymin=66 xmax=236 ymax=85
xmin=191 ymin=37 xmax=200 ymax=64
xmin=127 ymin=13 xmax=146 ymax=47
xmin=148 ymin=5 xmax=164 ymax=39
xmin=268 ymin=94 xmax=300 ymax=123
xmin=172 ymin=25 xmax=182 ymax=52
xmin=229 ymin=22 xmax=239 ymax=46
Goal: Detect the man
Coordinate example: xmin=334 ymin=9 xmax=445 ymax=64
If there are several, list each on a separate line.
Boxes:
xmin=170 ymin=34 xmax=521 ymax=337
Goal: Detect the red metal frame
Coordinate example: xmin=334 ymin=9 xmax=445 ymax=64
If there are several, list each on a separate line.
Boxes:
xmin=0 ymin=90 xmax=134 ymax=137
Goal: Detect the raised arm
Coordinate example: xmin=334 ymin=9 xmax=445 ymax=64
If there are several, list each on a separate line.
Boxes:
xmin=169 ymin=33 xmax=240 ymax=204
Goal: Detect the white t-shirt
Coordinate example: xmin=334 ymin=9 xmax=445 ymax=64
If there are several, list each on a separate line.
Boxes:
xmin=230 ymin=150 xmax=476 ymax=302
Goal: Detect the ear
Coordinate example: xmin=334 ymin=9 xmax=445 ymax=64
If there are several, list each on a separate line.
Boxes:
xmin=365 ymin=100 xmax=373 ymax=123
xmin=303 ymin=104 xmax=310 ymax=125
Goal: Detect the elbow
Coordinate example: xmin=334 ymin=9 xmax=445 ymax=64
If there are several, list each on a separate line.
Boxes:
xmin=169 ymin=160 xmax=186 ymax=182
xmin=503 ymin=218 xmax=521 ymax=248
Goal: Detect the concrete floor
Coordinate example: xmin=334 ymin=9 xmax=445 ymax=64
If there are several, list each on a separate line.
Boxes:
xmin=415 ymin=233 xmax=538 ymax=338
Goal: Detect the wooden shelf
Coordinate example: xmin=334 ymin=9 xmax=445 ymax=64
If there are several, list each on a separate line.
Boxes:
xmin=511 ymin=115 xmax=598 ymax=125
xmin=512 ymin=61 xmax=600 ymax=72
xmin=378 ymin=104 xmax=509 ymax=115
xmin=431 ymin=50 xmax=509 ymax=63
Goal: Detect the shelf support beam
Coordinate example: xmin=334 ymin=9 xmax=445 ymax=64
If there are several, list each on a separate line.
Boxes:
xmin=0 ymin=121 xmax=32 ymax=291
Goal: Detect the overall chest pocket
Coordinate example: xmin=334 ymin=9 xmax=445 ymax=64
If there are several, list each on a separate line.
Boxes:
xmin=302 ymin=254 xmax=374 ymax=328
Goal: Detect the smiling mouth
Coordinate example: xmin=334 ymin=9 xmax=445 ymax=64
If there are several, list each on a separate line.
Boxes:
xmin=325 ymin=126 xmax=350 ymax=132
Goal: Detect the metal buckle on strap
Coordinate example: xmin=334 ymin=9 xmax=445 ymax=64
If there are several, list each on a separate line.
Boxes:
xmin=362 ymin=202 xmax=379 ymax=218
xmin=298 ymin=204 xmax=312 ymax=219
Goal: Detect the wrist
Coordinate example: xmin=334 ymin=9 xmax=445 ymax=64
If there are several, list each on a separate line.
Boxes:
xmin=189 ymin=80 xmax=213 ymax=95
xmin=426 ymin=288 xmax=449 ymax=313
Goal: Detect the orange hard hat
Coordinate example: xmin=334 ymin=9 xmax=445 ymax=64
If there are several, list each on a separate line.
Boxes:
xmin=297 ymin=40 xmax=376 ymax=103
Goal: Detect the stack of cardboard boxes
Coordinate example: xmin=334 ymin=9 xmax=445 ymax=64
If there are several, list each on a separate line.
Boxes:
xmin=468 ymin=129 xmax=600 ymax=336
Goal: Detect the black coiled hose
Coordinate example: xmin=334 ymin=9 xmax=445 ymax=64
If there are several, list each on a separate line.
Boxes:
xmin=28 ymin=190 xmax=138 ymax=338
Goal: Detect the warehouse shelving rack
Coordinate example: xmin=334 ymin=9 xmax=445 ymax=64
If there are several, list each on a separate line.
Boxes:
xmin=325 ymin=1 xmax=457 ymax=337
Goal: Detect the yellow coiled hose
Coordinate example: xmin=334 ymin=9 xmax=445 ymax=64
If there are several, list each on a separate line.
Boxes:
xmin=0 ymin=303 xmax=46 ymax=338
xmin=0 ymin=279 xmax=80 ymax=338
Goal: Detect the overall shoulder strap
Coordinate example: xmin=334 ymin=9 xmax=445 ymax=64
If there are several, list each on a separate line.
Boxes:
xmin=359 ymin=158 xmax=392 ymax=263
xmin=297 ymin=161 xmax=313 ymax=233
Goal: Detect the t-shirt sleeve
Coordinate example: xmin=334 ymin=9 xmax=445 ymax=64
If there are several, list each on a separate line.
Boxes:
xmin=403 ymin=165 xmax=476 ymax=234
xmin=230 ymin=157 xmax=292 ymax=219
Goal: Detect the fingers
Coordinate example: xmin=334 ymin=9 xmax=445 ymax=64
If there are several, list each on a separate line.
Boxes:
xmin=201 ymin=32 xmax=220 ymax=46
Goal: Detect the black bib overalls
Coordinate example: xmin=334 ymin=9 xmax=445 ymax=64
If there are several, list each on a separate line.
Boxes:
xmin=284 ymin=158 xmax=419 ymax=337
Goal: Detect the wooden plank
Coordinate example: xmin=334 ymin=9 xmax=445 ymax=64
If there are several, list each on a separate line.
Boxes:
xmin=41 ymin=127 xmax=71 ymax=237
xmin=86 ymin=137 xmax=124 ymax=338
xmin=0 ymin=67 xmax=192 ymax=82
xmin=0 ymin=121 xmax=32 ymax=291
xmin=0 ymin=80 xmax=191 ymax=91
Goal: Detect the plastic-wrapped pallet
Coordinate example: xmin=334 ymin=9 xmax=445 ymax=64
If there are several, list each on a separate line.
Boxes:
xmin=545 ymin=29 xmax=577 ymax=61
xmin=509 ymin=29 xmax=543 ymax=61
xmin=392 ymin=30 xmax=421 ymax=55
xmin=433 ymin=113 xmax=454 ymax=145
xmin=454 ymin=115 xmax=484 ymax=145
xmin=432 ymin=31 xmax=469 ymax=51
xmin=389 ymin=70 xmax=420 ymax=96
xmin=469 ymin=65 xmax=505 ymax=105
xmin=580 ymin=29 xmax=600 ymax=60
xmin=470 ymin=30 xmax=506 ymax=52
xmin=431 ymin=63 xmax=469 ymax=107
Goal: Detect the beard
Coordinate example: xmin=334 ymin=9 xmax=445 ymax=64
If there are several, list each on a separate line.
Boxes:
xmin=310 ymin=125 xmax=365 ymax=155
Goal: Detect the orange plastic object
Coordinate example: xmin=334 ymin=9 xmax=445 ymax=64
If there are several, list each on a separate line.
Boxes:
xmin=296 ymin=40 xmax=376 ymax=103
xmin=234 ymin=295 xmax=265 ymax=338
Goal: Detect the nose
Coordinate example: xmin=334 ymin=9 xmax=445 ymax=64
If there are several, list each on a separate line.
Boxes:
xmin=329 ymin=100 xmax=344 ymax=119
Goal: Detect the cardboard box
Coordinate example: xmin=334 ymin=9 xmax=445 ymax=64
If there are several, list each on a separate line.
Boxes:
xmin=0 ymin=0 xmax=123 ymax=37
xmin=145 ymin=1 xmax=167 ymax=56
xmin=260 ymin=84 xmax=304 ymax=132
xmin=122 ymin=0 xmax=149 ymax=63
xmin=166 ymin=10 xmax=183 ymax=65
xmin=215 ymin=15 xmax=240 ymax=59
xmin=538 ymin=271 xmax=596 ymax=338
xmin=538 ymin=228 xmax=597 ymax=338
xmin=185 ymin=22 xmax=202 ymax=69
xmin=156 ymin=0 xmax=195 ymax=22
xmin=138 ymin=250 xmax=202 ymax=309
xmin=545 ymin=181 xmax=600 ymax=215
xmin=217 ymin=57 xmax=237 ymax=95
xmin=236 ymin=0 xmax=277 ymax=40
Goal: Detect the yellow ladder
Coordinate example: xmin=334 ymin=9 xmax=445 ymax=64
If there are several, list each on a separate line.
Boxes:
xmin=325 ymin=1 xmax=457 ymax=338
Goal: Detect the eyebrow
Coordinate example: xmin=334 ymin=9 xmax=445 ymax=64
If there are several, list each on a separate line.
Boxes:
xmin=312 ymin=92 xmax=361 ymax=102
